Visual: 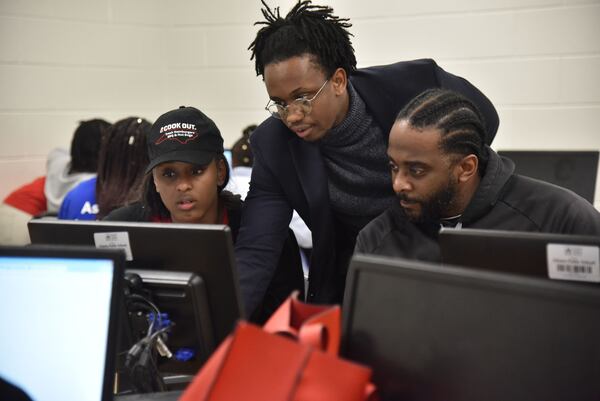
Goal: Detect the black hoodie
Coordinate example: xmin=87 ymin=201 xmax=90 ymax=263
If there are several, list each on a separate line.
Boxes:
xmin=355 ymin=148 xmax=600 ymax=258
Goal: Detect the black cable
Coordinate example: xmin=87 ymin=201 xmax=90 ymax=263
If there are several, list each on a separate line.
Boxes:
xmin=124 ymin=323 xmax=173 ymax=393
xmin=120 ymin=276 xmax=174 ymax=393
xmin=125 ymin=293 xmax=164 ymax=337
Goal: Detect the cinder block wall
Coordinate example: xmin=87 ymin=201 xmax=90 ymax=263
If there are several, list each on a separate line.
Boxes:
xmin=1 ymin=0 xmax=599 ymax=207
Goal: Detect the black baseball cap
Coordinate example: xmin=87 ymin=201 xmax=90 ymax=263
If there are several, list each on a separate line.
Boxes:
xmin=145 ymin=106 xmax=224 ymax=173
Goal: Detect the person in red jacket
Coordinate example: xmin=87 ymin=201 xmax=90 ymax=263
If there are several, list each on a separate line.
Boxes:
xmin=3 ymin=176 xmax=47 ymax=217
xmin=0 ymin=119 xmax=108 ymax=245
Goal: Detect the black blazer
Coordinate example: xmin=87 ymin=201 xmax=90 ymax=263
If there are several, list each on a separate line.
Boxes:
xmin=234 ymin=59 xmax=499 ymax=315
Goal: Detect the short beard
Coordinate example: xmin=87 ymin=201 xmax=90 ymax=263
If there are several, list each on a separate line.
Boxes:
xmin=397 ymin=180 xmax=457 ymax=225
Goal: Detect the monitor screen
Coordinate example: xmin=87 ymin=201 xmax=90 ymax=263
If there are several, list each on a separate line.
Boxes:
xmin=28 ymin=219 xmax=243 ymax=374
xmin=223 ymin=149 xmax=232 ymax=169
xmin=342 ymin=254 xmax=600 ymax=401
xmin=439 ymin=228 xmax=600 ymax=284
xmin=0 ymin=245 xmax=124 ymax=401
xmin=497 ymin=150 xmax=599 ymax=203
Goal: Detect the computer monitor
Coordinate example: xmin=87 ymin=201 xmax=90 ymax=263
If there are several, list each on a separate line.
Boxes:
xmin=497 ymin=150 xmax=599 ymax=203
xmin=28 ymin=219 xmax=243 ymax=372
xmin=342 ymin=254 xmax=600 ymax=401
xmin=439 ymin=228 xmax=600 ymax=284
xmin=0 ymin=245 xmax=124 ymax=401
xmin=223 ymin=149 xmax=232 ymax=169
xmin=125 ymin=269 xmax=213 ymax=380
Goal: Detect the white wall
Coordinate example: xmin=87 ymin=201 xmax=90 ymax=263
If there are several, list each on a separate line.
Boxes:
xmin=1 ymin=0 xmax=599 ymax=206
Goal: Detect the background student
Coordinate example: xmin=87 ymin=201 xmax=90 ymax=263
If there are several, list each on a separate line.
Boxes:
xmin=59 ymin=117 xmax=151 ymax=220
xmin=0 ymin=119 xmax=108 ymax=245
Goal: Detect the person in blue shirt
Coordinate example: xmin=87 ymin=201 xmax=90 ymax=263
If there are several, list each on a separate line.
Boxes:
xmin=58 ymin=117 xmax=151 ymax=220
xmin=58 ymin=176 xmax=98 ymax=220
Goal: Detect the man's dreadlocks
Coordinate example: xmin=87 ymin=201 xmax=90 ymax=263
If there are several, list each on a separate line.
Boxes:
xmin=249 ymin=0 xmax=357 ymax=78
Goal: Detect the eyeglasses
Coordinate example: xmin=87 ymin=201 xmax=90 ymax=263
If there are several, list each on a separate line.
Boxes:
xmin=265 ymin=80 xmax=329 ymax=120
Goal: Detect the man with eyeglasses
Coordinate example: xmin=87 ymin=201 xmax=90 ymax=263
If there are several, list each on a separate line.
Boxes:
xmin=235 ymin=1 xmax=499 ymax=316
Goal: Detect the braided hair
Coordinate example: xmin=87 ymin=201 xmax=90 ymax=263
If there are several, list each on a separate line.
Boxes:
xmin=69 ymin=119 xmax=110 ymax=173
xmin=249 ymin=0 xmax=356 ymax=77
xmin=396 ymin=89 xmax=489 ymax=174
xmin=96 ymin=117 xmax=151 ymax=219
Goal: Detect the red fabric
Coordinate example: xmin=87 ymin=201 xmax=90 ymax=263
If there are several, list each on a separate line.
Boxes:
xmin=150 ymin=214 xmax=172 ymax=223
xmin=180 ymin=293 xmax=378 ymax=401
xmin=179 ymin=322 xmax=374 ymax=401
xmin=3 ymin=176 xmax=47 ymax=216
xmin=262 ymin=291 xmax=340 ymax=356
xmin=221 ymin=208 xmax=229 ymax=225
xmin=151 ymin=208 xmax=229 ymax=224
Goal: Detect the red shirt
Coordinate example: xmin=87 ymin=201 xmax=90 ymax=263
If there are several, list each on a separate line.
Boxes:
xmin=4 ymin=176 xmax=47 ymax=216
xmin=151 ymin=208 xmax=229 ymax=225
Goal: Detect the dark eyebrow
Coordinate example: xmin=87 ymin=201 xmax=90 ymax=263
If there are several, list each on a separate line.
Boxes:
xmin=290 ymin=87 xmax=310 ymax=98
xmin=190 ymin=162 xmax=210 ymax=170
xmin=270 ymin=86 xmax=313 ymax=102
xmin=405 ymin=161 xmax=429 ymax=169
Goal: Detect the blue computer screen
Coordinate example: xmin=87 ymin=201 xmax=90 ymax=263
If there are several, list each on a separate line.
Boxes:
xmin=0 ymin=256 xmax=115 ymax=401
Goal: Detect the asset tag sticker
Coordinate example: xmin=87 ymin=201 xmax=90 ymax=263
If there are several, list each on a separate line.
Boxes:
xmin=93 ymin=231 xmax=133 ymax=261
xmin=547 ymin=243 xmax=600 ymax=283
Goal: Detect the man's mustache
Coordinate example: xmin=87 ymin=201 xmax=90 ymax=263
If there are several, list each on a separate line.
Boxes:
xmin=396 ymin=193 xmax=420 ymax=204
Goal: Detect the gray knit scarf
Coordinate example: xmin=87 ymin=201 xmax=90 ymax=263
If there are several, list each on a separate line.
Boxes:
xmin=319 ymin=82 xmax=395 ymax=226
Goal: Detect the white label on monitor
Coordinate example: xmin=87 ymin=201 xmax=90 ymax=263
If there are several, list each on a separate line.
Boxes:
xmin=93 ymin=231 xmax=133 ymax=261
xmin=547 ymin=243 xmax=600 ymax=283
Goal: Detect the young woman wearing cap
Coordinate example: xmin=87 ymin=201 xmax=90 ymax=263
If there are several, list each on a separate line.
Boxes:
xmin=104 ymin=106 xmax=304 ymax=323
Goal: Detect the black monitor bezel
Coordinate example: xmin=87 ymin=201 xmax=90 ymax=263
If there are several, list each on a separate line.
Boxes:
xmin=497 ymin=149 xmax=598 ymax=203
xmin=27 ymin=219 xmax=244 ymax=349
xmin=0 ymin=244 xmax=125 ymax=401
xmin=342 ymin=254 xmax=600 ymax=401
xmin=439 ymin=227 xmax=600 ymax=282
xmin=126 ymin=268 xmax=214 ymax=376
